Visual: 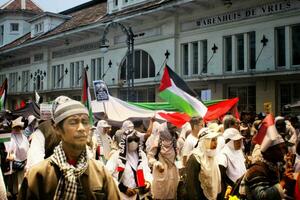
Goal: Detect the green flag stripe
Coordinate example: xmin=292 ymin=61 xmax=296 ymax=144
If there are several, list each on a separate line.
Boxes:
xmin=159 ymin=89 xmax=199 ymax=116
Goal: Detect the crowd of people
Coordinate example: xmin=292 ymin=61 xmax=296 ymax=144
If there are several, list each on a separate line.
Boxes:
xmin=0 ymin=95 xmax=299 ymax=200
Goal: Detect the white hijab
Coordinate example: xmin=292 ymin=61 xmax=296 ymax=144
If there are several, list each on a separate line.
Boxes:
xmin=221 ymin=140 xmax=246 ymax=182
xmin=192 ymin=129 xmax=221 ymax=200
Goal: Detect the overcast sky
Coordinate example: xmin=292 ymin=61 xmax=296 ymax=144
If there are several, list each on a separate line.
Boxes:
xmin=0 ymin=0 xmax=92 ymax=13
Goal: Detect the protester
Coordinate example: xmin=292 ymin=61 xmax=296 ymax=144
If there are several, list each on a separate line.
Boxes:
xmin=223 ymin=115 xmax=240 ymax=130
xmin=239 ymin=127 xmax=295 ymax=199
xmin=6 ymin=117 xmax=29 ymax=198
xmin=182 ymin=116 xmax=203 ymax=167
xmin=18 ymin=97 xmax=120 ymax=199
xmin=23 ymin=115 xmax=37 ymax=139
xmin=106 ymin=130 xmax=152 ymax=199
xmin=185 ymin=127 xmax=221 ymax=199
xmin=148 ymin=122 xmax=179 ymax=200
xmin=94 ymin=120 xmax=112 ymax=164
xmin=218 ymin=128 xmax=246 ymax=198
xmin=25 ymin=119 xmax=60 ymax=171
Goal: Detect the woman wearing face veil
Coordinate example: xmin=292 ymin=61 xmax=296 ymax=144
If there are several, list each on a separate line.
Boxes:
xmin=186 ymin=128 xmax=222 ymax=200
xmin=106 ymin=130 xmax=152 ymax=200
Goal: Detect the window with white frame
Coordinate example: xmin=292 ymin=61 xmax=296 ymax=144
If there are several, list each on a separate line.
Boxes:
xmin=34 ymin=22 xmax=44 ymax=35
xmin=236 ymin=34 xmax=244 ymax=71
xmin=10 ymin=23 xmax=19 ymax=32
xmin=120 ymin=50 xmax=155 ymax=80
xmin=224 ymin=31 xmax=256 ymax=72
xmin=279 ymin=82 xmax=300 ymax=115
xmin=114 ymin=0 xmax=118 ymax=6
xmin=70 ymin=61 xmax=84 ymax=87
xmin=21 ymin=70 xmax=30 ymax=92
xmin=224 ymin=36 xmax=232 ymax=72
xmin=275 ymin=24 xmax=300 ymax=67
xmin=52 ymin=64 xmax=64 ymax=89
xmin=249 ymin=31 xmax=256 ymax=70
xmin=9 ymin=72 xmax=18 ymax=92
xmin=292 ymin=25 xmax=300 ymax=66
xmin=119 ymin=87 xmax=155 ymax=102
xmin=182 ymin=43 xmax=189 ymax=75
xmin=34 ymin=53 xmax=44 ymax=62
xmin=275 ymin=27 xmax=286 ymax=67
xmin=181 ymin=40 xmax=208 ymax=76
xmin=91 ymin=58 xmax=103 ymax=82
xmin=228 ymin=85 xmax=256 ymax=113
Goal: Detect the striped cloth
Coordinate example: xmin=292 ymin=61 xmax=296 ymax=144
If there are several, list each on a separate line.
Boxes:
xmin=50 ymin=142 xmax=88 ymax=200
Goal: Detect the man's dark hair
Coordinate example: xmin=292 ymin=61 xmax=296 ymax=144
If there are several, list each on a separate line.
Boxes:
xmin=189 ymin=116 xmax=203 ymax=130
xmin=223 ymin=115 xmax=238 ymax=130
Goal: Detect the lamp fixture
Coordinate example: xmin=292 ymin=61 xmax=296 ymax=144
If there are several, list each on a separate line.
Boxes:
xmin=165 ymin=50 xmax=170 ymax=59
xmin=108 ymin=60 xmax=112 ymax=68
xmin=261 ymin=35 xmax=268 ymax=47
xmin=212 ymin=43 xmax=218 ymax=53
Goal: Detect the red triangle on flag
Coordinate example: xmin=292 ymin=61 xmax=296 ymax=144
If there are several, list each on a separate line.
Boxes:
xmin=159 ymin=66 xmax=172 ymax=92
xmin=252 ymin=114 xmax=275 ymax=145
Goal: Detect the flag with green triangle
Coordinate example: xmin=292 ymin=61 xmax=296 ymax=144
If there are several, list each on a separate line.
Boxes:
xmin=159 ymin=65 xmax=207 ymax=117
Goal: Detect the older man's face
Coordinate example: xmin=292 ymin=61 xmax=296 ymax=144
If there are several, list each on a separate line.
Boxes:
xmin=58 ymin=114 xmax=90 ymax=150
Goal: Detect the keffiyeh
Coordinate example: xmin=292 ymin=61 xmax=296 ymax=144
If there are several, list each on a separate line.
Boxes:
xmin=50 ymin=142 xmax=88 ymax=200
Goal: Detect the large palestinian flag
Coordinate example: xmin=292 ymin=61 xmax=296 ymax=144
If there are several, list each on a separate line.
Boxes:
xmin=82 ymin=69 xmax=94 ymax=125
xmin=0 ymin=78 xmax=7 ymax=111
xmin=159 ymin=65 xmax=207 ymax=117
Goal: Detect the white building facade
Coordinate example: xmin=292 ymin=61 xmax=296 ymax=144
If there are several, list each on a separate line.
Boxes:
xmin=0 ymin=0 xmax=299 ymax=115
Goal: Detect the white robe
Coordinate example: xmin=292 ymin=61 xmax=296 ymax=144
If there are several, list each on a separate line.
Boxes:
xmin=106 ymin=150 xmax=153 ymax=200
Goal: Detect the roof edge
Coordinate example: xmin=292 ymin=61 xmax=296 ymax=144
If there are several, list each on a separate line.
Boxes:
xmin=28 ymin=11 xmax=72 ymax=22
xmin=60 ymin=0 xmax=106 ymax=15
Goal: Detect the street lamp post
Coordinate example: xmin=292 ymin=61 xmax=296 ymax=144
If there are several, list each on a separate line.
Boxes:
xmin=100 ymin=22 xmax=135 ymax=101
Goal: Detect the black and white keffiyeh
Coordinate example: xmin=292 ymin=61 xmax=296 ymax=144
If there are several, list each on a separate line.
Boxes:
xmin=50 ymin=142 xmax=88 ymax=200
xmin=117 ymin=130 xmax=145 ymax=186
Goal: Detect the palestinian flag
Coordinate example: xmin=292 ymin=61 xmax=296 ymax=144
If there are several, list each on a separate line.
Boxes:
xmin=0 ymin=78 xmax=7 ymax=111
xmin=82 ymin=68 xmax=94 ymax=125
xmin=252 ymin=114 xmax=284 ymax=152
xmin=159 ymin=65 xmax=207 ymax=117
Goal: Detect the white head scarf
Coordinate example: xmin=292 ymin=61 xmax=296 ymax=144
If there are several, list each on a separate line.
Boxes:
xmin=221 ymin=128 xmax=246 ymax=182
xmin=192 ymin=129 xmax=221 ymax=200
xmin=122 ymin=120 xmax=134 ymax=133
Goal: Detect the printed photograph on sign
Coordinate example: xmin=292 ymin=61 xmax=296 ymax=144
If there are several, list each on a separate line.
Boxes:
xmin=93 ymin=80 xmax=109 ymax=101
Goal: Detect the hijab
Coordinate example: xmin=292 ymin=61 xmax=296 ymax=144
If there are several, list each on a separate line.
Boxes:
xmin=192 ymin=129 xmax=221 ymax=200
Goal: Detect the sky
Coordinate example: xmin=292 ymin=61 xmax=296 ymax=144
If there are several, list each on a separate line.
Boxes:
xmin=0 ymin=0 xmax=92 ymax=13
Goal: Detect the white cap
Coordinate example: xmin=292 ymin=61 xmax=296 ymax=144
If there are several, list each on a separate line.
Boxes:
xmin=223 ymin=128 xmax=244 ymax=141
xmin=122 ymin=120 xmax=134 ymax=131
xmin=27 ymin=115 xmax=36 ymax=125
xmin=97 ymin=120 xmax=111 ymax=128
xmin=12 ymin=117 xmax=24 ymax=128
xmin=199 ymin=127 xmax=220 ymax=139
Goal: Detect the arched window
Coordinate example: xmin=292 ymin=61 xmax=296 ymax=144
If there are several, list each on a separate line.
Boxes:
xmin=37 ymin=75 xmax=41 ymax=90
xmin=120 ymin=50 xmax=155 ymax=80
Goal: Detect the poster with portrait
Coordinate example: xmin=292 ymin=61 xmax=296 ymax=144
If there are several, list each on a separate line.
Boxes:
xmin=93 ymin=80 xmax=109 ymax=101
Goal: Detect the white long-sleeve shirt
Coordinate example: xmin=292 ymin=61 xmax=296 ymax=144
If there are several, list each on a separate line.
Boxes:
xmin=25 ymin=129 xmax=45 ymax=170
